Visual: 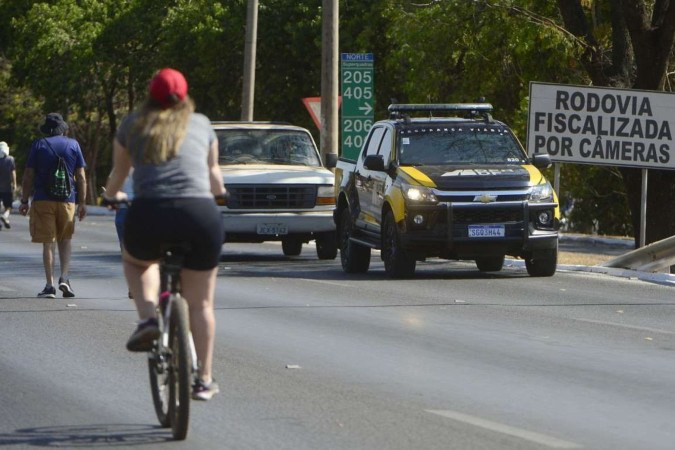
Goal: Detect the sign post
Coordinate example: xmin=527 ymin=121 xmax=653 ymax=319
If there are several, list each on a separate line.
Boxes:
xmin=341 ymin=53 xmax=374 ymax=161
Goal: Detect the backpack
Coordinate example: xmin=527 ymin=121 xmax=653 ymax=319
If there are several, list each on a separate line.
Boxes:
xmin=43 ymin=138 xmax=73 ymax=200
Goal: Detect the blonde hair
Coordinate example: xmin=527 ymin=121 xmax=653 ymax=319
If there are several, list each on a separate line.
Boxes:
xmin=130 ymin=96 xmax=195 ymax=164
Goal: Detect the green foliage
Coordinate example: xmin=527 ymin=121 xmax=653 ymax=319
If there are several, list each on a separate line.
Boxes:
xmin=0 ymin=57 xmax=43 ymax=172
xmin=254 ymin=0 xmax=322 ymax=130
xmin=557 ymin=164 xmax=632 ymax=236
xmin=160 ymin=0 xmax=240 ymax=118
xmin=0 ymin=0 xmax=665 ymax=238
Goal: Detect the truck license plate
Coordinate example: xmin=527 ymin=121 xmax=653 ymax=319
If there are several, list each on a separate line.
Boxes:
xmin=468 ymin=225 xmax=505 ymax=238
xmin=257 ymin=223 xmax=288 ymax=235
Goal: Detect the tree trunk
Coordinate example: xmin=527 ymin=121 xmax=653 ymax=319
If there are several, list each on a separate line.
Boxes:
xmin=557 ymin=1 xmax=675 ymax=274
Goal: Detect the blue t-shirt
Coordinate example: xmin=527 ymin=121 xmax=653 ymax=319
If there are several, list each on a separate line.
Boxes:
xmin=26 ymin=136 xmax=87 ymax=202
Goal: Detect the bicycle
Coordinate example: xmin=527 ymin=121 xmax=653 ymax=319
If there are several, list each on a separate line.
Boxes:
xmin=101 ymin=196 xmax=197 ymax=440
xmin=148 ymin=242 xmax=197 ymax=441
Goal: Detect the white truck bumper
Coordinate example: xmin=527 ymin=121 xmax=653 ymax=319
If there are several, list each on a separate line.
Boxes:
xmin=221 ymin=210 xmax=336 ymax=235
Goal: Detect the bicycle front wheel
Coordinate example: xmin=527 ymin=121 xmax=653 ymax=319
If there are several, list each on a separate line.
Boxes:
xmin=148 ymin=345 xmax=171 ymax=428
xmin=169 ymin=294 xmax=192 ymax=440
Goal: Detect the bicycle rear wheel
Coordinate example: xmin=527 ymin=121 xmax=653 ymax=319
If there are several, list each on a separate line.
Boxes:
xmin=168 ymin=294 xmax=192 ymax=440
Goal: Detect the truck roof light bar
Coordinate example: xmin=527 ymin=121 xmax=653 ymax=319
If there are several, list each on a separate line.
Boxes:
xmin=388 ymin=103 xmax=493 ymax=122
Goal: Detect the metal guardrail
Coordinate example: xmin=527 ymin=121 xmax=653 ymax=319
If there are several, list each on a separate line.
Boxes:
xmin=601 ymin=235 xmax=675 ymax=273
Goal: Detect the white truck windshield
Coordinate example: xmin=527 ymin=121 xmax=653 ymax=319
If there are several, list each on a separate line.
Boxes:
xmin=217 ymin=130 xmax=322 ymax=166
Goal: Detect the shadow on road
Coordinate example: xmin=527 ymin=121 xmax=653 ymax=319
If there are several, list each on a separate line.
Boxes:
xmin=218 ymin=251 xmax=530 ymax=282
xmin=0 ymin=423 xmax=171 ymax=446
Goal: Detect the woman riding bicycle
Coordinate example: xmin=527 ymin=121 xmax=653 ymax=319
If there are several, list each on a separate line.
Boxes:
xmin=103 ymin=68 xmax=225 ymax=401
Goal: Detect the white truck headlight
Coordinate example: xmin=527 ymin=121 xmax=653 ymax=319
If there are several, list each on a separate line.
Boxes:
xmin=403 ymin=184 xmax=438 ymax=203
xmin=316 ymin=185 xmax=335 ymax=206
xmin=529 ymin=181 xmax=554 ymax=203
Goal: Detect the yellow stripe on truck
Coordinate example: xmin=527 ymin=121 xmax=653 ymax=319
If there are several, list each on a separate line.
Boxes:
xmin=522 ymin=164 xmax=542 ymax=184
xmin=522 ymin=164 xmax=561 ymax=219
xmin=398 ymin=166 xmax=437 ymax=187
xmin=388 ymin=188 xmax=406 ymax=222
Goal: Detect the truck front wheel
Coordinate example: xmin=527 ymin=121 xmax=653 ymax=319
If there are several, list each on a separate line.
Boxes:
xmin=282 ymin=238 xmax=303 ymax=256
xmin=525 ymin=244 xmax=558 ymax=277
xmin=339 ymin=208 xmax=370 ymax=273
xmin=382 ymin=211 xmax=416 ymax=278
xmin=476 ymin=255 xmax=504 ymax=272
xmin=316 ymin=231 xmax=338 ymax=260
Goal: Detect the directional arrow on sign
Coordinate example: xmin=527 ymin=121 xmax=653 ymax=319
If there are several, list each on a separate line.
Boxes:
xmin=358 ymin=102 xmax=373 ymax=115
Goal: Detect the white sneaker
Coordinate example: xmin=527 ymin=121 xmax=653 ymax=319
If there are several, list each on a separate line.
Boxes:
xmin=192 ymin=379 xmax=220 ymax=401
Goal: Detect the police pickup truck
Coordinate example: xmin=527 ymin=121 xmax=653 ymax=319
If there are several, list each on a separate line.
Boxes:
xmin=334 ymin=103 xmax=560 ymax=278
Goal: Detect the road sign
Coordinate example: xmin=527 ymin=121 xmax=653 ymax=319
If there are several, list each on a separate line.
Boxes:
xmin=302 ymin=97 xmax=322 ymax=130
xmin=528 ymin=82 xmax=675 ymax=170
xmin=341 ymin=53 xmax=374 ymax=160
xmin=302 ymin=97 xmax=342 ymax=130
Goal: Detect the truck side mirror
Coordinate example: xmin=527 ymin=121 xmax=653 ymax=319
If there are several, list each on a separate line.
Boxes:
xmin=532 ymin=153 xmax=552 ymax=169
xmin=324 ymin=153 xmax=338 ymax=168
xmin=363 ymin=154 xmax=385 ymax=171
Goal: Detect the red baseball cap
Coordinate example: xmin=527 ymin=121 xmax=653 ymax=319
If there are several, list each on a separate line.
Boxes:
xmin=149 ymin=68 xmax=188 ymax=108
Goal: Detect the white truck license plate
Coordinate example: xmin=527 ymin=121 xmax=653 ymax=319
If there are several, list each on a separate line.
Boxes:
xmin=257 ymin=223 xmax=288 ymax=235
xmin=468 ymin=225 xmax=505 ymax=238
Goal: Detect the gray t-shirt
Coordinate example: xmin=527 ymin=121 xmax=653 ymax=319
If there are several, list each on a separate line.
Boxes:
xmin=116 ymin=112 xmax=216 ymax=199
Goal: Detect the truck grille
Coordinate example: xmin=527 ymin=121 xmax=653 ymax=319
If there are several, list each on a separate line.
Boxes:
xmin=226 ymin=185 xmax=316 ymax=209
xmin=437 ymin=193 xmax=529 ymax=202
xmin=453 ymin=206 xmax=523 ymax=224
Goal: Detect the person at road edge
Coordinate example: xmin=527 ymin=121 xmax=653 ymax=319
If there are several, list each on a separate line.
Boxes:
xmin=19 ymin=113 xmax=87 ymax=298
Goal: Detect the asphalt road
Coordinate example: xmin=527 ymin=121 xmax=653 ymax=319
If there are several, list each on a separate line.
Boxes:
xmin=1 ymin=213 xmax=674 ymax=449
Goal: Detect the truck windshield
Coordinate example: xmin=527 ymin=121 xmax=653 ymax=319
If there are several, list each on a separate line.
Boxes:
xmin=216 ymin=130 xmax=322 ymax=166
xmin=397 ymin=126 xmax=527 ymax=165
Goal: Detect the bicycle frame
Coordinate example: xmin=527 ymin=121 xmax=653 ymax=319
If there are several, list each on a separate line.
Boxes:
xmin=158 ymin=250 xmax=198 ymax=372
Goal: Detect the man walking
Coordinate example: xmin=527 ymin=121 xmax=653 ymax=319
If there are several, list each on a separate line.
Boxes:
xmin=0 ymin=141 xmax=16 ymax=229
xmin=18 ymin=113 xmax=87 ymax=298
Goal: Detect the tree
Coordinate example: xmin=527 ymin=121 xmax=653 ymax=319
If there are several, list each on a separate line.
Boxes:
xmin=253 ymin=0 xmax=323 ymax=129
xmin=9 ymin=0 xmax=136 ymax=202
xmin=7 ymin=0 xmax=235 ymax=199
xmin=556 ymin=1 xmax=675 ymax=249
xmin=3 ymin=0 xmax=671 ymax=249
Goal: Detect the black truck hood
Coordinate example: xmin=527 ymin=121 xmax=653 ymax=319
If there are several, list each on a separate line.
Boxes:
xmin=400 ymin=164 xmax=536 ymax=190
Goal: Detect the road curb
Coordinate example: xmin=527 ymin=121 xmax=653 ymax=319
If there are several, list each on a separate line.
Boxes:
xmin=505 ymin=258 xmax=675 ymax=287
xmin=557 ymin=233 xmax=674 ymax=285
xmin=559 ymin=233 xmax=634 ymax=248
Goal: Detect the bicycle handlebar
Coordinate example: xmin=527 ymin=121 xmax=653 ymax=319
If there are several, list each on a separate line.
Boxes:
xmin=99 ymin=196 xmax=131 ymax=209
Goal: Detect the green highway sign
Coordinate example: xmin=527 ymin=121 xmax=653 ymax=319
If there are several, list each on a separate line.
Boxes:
xmin=341 ymin=53 xmax=374 ymax=161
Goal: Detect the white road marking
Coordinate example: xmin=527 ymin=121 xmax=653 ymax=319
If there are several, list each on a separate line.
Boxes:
xmin=573 ymin=318 xmax=675 ymax=335
xmin=426 ymin=409 xmax=582 ymax=449
xmin=0 ymin=285 xmax=16 ymax=292
xmin=300 ymin=279 xmax=355 ymax=287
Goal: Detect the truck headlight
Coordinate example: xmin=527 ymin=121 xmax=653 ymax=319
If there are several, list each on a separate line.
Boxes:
xmin=403 ymin=184 xmax=438 ymax=203
xmin=529 ymin=181 xmax=554 ymax=203
xmin=316 ymin=185 xmax=335 ymax=206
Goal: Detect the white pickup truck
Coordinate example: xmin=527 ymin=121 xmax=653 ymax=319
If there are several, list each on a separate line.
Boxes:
xmin=213 ymin=121 xmax=338 ymax=259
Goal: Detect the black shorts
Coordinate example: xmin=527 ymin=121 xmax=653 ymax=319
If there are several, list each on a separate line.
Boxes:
xmin=0 ymin=192 xmax=12 ymax=209
xmin=123 ymin=197 xmax=224 ymax=270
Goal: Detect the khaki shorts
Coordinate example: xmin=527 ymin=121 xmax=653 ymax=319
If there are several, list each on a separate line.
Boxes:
xmin=29 ymin=200 xmax=76 ymax=243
